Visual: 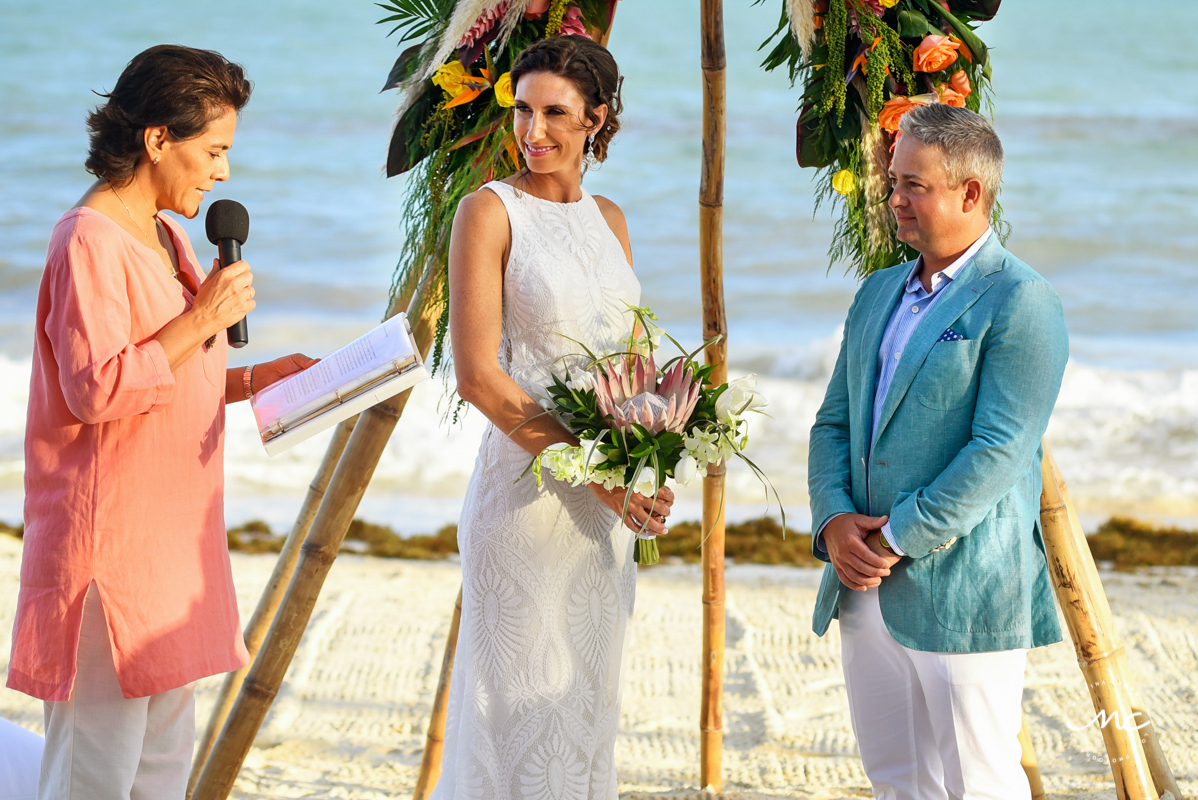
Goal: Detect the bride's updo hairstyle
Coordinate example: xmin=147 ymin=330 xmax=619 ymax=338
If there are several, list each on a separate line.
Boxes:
xmin=510 ymin=36 xmax=623 ymax=163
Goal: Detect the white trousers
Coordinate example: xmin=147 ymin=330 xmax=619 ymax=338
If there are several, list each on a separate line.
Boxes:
xmin=38 ymin=585 xmax=195 ymax=800
xmin=0 ymin=717 xmax=44 ymax=800
xmin=839 ymin=587 xmax=1029 ymax=800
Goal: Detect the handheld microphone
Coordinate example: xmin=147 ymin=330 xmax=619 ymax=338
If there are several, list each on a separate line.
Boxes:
xmin=204 ymin=199 xmax=251 ymax=349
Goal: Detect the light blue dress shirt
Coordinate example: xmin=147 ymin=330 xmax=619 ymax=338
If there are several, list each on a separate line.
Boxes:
xmin=817 ymin=228 xmax=992 ymax=556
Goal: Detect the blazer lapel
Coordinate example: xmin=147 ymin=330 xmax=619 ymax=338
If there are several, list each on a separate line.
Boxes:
xmin=871 ymin=238 xmax=1004 ymax=444
xmin=852 ymin=266 xmax=910 ymax=446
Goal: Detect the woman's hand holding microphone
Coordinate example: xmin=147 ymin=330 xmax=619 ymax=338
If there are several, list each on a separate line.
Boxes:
xmin=158 ymin=258 xmax=317 ymax=396
xmin=195 ymin=260 xmax=319 ymax=400
xmin=193 ymin=257 xmax=256 ymax=336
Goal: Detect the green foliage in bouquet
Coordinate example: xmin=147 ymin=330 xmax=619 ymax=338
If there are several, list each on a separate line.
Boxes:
xmin=378 ymin=0 xmax=618 ymax=372
xmin=757 ymin=0 xmax=1004 ymax=277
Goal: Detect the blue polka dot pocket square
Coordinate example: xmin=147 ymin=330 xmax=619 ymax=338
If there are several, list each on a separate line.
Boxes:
xmin=937 ymin=328 xmax=965 ymax=343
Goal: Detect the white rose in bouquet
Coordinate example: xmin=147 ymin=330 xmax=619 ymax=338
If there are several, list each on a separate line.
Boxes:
xmin=632 ymin=464 xmax=658 ymax=496
xmin=716 ymin=375 xmax=767 ymax=423
xmin=579 ymin=437 xmax=608 ymax=467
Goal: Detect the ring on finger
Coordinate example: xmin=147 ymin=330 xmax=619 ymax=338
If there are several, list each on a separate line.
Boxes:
xmin=653 ymin=513 xmax=666 ymax=523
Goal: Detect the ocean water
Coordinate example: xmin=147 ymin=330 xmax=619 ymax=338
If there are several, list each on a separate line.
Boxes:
xmin=2 ymin=0 xmax=1198 ymax=532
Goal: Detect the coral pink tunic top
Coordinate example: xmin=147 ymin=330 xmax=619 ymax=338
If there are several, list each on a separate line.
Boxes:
xmin=7 ymin=207 xmax=248 ymax=701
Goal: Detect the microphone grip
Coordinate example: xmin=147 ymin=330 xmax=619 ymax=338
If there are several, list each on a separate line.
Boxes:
xmin=217 ymin=239 xmax=249 ymax=349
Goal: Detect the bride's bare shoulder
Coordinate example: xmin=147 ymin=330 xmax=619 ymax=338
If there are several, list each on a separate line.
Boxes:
xmin=455 ymin=185 xmax=508 ymax=222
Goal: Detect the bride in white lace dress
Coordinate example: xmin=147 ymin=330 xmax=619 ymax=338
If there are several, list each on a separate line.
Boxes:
xmin=433 ymin=37 xmax=675 ymax=800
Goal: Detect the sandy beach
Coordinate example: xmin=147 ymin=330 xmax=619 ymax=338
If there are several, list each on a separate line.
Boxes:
xmin=1 ymin=535 xmax=1194 ymax=799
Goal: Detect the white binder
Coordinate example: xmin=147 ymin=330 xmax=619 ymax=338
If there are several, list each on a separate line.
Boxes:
xmin=250 ymin=313 xmax=429 ymax=456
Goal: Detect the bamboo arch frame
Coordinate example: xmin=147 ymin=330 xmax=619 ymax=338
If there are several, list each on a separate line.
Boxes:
xmin=186 ymin=2 xmax=1182 ymax=798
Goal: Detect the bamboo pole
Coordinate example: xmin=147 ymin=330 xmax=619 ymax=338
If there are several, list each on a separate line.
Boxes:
xmin=1039 ymin=442 xmax=1157 ymax=800
xmin=412 ymin=587 xmax=464 ymax=800
xmin=1019 ymin=713 xmax=1047 ymax=800
xmin=698 ymin=0 xmax=727 ymax=790
xmin=1129 ymin=704 xmax=1184 ymax=800
xmin=189 ymin=257 xmax=427 ymax=793
xmin=187 ymin=415 xmax=357 ymax=796
xmin=190 ymin=270 xmax=445 ymax=800
xmin=699 ymin=463 xmax=726 ymax=790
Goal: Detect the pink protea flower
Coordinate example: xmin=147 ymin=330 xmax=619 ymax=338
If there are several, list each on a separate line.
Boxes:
xmin=458 ymin=1 xmax=511 ymax=49
xmin=594 ymin=353 xmax=656 ymax=412
xmin=593 ymin=356 xmax=700 ymax=435
xmin=557 ymin=7 xmax=593 ymax=39
xmin=657 ymin=360 xmax=702 ymax=427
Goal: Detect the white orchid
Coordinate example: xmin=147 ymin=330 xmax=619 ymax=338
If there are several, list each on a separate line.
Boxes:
xmin=539 ymin=443 xmax=588 ymax=486
xmin=684 ymin=428 xmax=723 ymax=467
xmin=593 ymin=466 xmax=626 ymax=491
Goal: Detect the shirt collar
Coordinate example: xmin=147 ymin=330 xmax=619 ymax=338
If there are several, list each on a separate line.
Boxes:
xmin=905 ymin=227 xmax=993 ymax=295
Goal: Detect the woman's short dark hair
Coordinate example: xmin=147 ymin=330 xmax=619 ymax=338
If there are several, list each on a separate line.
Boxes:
xmin=510 ymin=37 xmax=622 ymax=163
xmin=85 ymin=45 xmax=253 ymax=186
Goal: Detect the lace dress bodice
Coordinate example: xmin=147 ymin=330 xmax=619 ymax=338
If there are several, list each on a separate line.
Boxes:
xmin=495 ymin=181 xmax=640 ymax=398
xmin=431 ymin=181 xmax=641 ymax=800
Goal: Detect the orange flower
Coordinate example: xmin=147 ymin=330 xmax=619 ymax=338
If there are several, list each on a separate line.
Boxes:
xmin=950 ymin=70 xmax=972 ymax=97
xmin=878 ymin=95 xmax=932 ymax=134
xmin=951 ymin=35 xmax=973 ymax=63
xmin=936 ymin=85 xmax=967 ymax=107
xmin=849 ymin=36 xmax=883 ymax=76
xmin=913 ymin=34 xmax=961 ymax=73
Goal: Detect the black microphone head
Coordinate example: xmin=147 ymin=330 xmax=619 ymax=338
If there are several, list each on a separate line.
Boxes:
xmin=205 ymin=199 xmax=250 ymax=245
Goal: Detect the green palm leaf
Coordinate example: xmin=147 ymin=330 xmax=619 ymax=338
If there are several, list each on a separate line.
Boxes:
xmin=376 ymin=0 xmax=450 ymax=44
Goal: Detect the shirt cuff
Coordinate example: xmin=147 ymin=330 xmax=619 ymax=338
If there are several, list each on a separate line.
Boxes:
xmin=814 ymin=512 xmax=849 ymax=554
xmin=881 ymin=521 xmax=906 ymax=557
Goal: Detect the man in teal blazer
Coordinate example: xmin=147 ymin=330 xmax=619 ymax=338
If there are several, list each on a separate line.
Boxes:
xmin=807 ymin=105 xmax=1068 ymax=799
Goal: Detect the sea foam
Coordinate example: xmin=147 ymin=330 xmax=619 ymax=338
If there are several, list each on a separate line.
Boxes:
xmin=2 ymin=339 xmax=1196 ymax=530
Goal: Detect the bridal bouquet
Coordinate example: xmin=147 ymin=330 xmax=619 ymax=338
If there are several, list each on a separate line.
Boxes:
xmin=529 ymin=307 xmax=775 ymax=565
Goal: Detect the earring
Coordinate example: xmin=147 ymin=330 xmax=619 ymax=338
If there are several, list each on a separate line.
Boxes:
xmin=584 ymin=132 xmax=598 ymax=170
xmin=153 ymin=157 xmax=160 ymax=165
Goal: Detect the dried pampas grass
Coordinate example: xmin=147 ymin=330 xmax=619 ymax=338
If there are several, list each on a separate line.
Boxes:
xmin=423 ymin=0 xmax=522 ymax=82
xmin=860 ymin=115 xmax=895 ymax=252
xmin=786 ymin=0 xmax=817 ymax=60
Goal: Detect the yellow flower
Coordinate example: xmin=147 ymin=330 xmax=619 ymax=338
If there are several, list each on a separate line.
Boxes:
xmin=494 ymin=72 xmax=514 ymax=108
xmin=880 ymin=0 xmax=900 ymax=6
xmin=832 ymin=169 xmax=857 ymax=195
xmin=432 ymin=62 xmax=469 ymax=97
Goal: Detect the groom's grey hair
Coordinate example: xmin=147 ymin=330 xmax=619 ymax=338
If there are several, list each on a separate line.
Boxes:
xmin=899 ymin=104 xmax=1004 ymax=215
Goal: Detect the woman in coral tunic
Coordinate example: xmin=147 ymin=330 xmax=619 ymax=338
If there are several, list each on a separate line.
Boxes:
xmin=7 ymin=45 xmax=314 ymax=799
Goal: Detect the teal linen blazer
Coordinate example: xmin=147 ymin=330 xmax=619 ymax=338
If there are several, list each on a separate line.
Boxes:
xmin=807 ymin=236 xmax=1068 ymax=652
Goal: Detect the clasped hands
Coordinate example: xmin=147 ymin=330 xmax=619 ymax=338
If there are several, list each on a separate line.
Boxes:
xmin=823 ymin=513 xmax=902 ymax=591
xmin=590 ymin=483 xmax=675 ymax=537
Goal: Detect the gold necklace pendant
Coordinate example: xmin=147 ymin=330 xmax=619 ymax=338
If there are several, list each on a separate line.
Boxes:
xmin=111 ymin=185 xmax=177 ymax=277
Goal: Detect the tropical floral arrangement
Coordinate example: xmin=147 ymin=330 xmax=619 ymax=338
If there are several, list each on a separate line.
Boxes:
xmin=378 ymin=0 xmax=619 ymax=371
xmin=758 ymin=0 xmax=1003 ymax=276
xmin=528 ymin=308 xmax=774 ymax=565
